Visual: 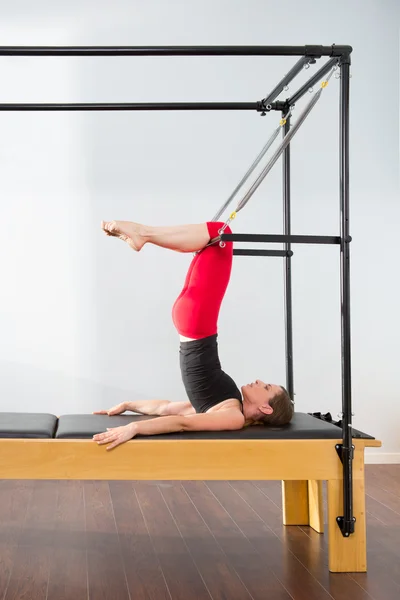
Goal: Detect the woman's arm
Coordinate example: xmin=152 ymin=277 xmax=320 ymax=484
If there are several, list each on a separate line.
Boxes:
xmin=93 ymin=410 xmax=245 ymax=450
xmin=94 ymin=399 xmax=194 ymax=417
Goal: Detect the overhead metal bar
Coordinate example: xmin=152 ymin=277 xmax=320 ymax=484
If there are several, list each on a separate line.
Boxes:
xmin=0 ymin=102 xmax=258 ymax=112
xmin=0 ymin=45 xmax=352 ymax=57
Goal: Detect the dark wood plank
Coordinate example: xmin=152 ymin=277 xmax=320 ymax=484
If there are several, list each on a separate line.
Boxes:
xmin=4 ymin=480 xmax=58 ymax=600
xmin=184 ymin=481 xmax=292 ymax=600
xmin=135 ymin=482 xmax=211 ymax=600
xmin=252 ymin=480 xmax=282 ymax=508
xmin=361 ymin=505 xmax=400 ymax=585
xmin=109 ymin=481 xmax=171 ymax=600
xmin=364 ymin=465 xmax=400 ymax=566
xmin=367 ymin=484 xmax=400 ymax=517
xmin=160 ymin=481 xmax=253 ymax=600
xmin=366 ymin=465 xmax=400 ymax=498
xmin=84 ymin=480 xmax=130 ymax=600
xmin=366 ymin=494 xmax=400 ymax=527
xmin=0 ymin=481 xmax=33 ymax=600
xmin=46 ymin=481 xmax=88 ymax=600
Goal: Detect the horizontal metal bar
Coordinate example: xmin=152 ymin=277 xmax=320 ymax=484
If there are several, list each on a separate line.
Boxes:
xmin=0 ymin=102 xmax=258 ymax=112
xmin=233 ymin=249 xmax=293 ymax=257
xmin=289 ymin=57 xmax=339 ymax=106
xmin=0 ymin=45 xmax=352 ymax=57
xmin=223 ymin=233 xmax=343 ymax=245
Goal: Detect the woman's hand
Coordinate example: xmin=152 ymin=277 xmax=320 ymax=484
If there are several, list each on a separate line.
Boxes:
xmin=93 ymin=402 xmax=127 ymax=416
xmin=93 ymin=422 xmax=137 ymax=450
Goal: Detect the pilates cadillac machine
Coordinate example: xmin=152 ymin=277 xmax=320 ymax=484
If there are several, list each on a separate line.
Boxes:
xmin=0 ymin=45 xmax=380 ymax=573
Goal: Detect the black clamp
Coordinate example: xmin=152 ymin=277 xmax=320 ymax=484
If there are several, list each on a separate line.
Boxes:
xmin=256 ymin=100 xmax=272 ymax=116
xmin=305 ymin=46 xmax=323 ymax=59
xmin=256 ymin=99 xmax=290 ymax=116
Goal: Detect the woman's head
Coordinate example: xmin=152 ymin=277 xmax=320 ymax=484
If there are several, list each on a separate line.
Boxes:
xmin=241 ymin=380 xmax=294 ymax=426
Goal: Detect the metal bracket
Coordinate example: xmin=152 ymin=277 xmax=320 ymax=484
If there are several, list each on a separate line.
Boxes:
xmin=335 ymin=443 xmax=356 ymax=537
xmin=335 ymin=443 xmax=354 ymax=463
xmin=336 ymin=515 xmax=356 ymax=537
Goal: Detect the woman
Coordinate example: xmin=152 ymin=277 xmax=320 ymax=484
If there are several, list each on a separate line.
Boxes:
xmin=93 ymin=220 xmax=293 ymax=450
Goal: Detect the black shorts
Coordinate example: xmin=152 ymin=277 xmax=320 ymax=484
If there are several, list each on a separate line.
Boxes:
xmin=179 ymin=334 xmax=242 ymax=413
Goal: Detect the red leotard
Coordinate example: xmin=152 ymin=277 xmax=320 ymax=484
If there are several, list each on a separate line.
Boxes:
xmin=172 ymin=222 xmax=233 ymax=339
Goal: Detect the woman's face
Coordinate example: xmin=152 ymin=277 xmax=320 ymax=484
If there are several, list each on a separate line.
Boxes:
xmin=242 ymin=380 xmax=282 ymax=404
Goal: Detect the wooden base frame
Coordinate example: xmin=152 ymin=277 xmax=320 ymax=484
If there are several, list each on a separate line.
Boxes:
xmin=0 ymin=437 xmax=380 ymax=573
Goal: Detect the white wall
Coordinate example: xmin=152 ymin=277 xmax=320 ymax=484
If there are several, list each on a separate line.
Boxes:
xmin=0 ymin=0 xmax=398 ymax=461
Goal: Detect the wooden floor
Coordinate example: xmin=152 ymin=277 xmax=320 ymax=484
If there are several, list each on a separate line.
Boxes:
xmin=0 ymin=465 xmax=399 ymax=600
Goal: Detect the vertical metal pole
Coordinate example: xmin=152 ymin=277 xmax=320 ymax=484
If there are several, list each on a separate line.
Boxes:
xmin=339 ymin=57 xmax=354 ymax=536
xmin=282 ymin=114 xmax=294 ymax=401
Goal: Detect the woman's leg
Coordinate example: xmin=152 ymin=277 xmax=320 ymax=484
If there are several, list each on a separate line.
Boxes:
xmin=101 ymin=220 xmax=210 ymax=253
xmin=101 ymin=219 xmax=233 ymax=339
xmin=172 ymin=222 xmax=233 ymax=339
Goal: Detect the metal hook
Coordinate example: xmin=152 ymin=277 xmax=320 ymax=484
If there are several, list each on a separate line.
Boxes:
xmin=308 ymin=87 xmax=313 ymax=93
xmin=283 ymin=85 xmax=289 ymax=92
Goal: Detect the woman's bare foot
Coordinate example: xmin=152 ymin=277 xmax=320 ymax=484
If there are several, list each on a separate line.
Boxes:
xmin=101 ymin=220 xmax=146 ymax=251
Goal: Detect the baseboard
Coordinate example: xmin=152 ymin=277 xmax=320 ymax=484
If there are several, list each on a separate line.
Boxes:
xmin=365 ymin=452 xmax=400 ymax=465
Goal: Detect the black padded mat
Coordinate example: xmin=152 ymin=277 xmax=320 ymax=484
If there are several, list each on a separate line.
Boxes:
xmin=55 ymin=412 xmax=375 ymax=440
xmin=0 ymin=412 xmax=58 ymax=438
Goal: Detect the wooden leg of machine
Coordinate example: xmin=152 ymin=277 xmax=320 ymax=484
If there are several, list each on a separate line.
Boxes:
xmin=327 ymin=450 xmax=367 ymax=572
xmin=308 ymin=480 xmax=324 ymax=533
xmin=282 ymin=480 xmax=309 ymax=526
xmin=282 ymin=480 xmax=324 ymax=533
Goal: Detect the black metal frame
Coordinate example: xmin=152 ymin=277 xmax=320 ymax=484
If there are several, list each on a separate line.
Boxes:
xmin=0 ymin=44 xmax=354 ymax=537
xmin=282 ymin=116 xmax=294 ymax=402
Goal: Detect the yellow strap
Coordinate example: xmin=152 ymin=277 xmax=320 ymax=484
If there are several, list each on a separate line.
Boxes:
xmin=229 ymin=211 xmax=237 ymax=220
xmin=280 ymin=118 xmax=287 ymax=126
xmin=321 ymin=80 xmax=328 ymax=88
